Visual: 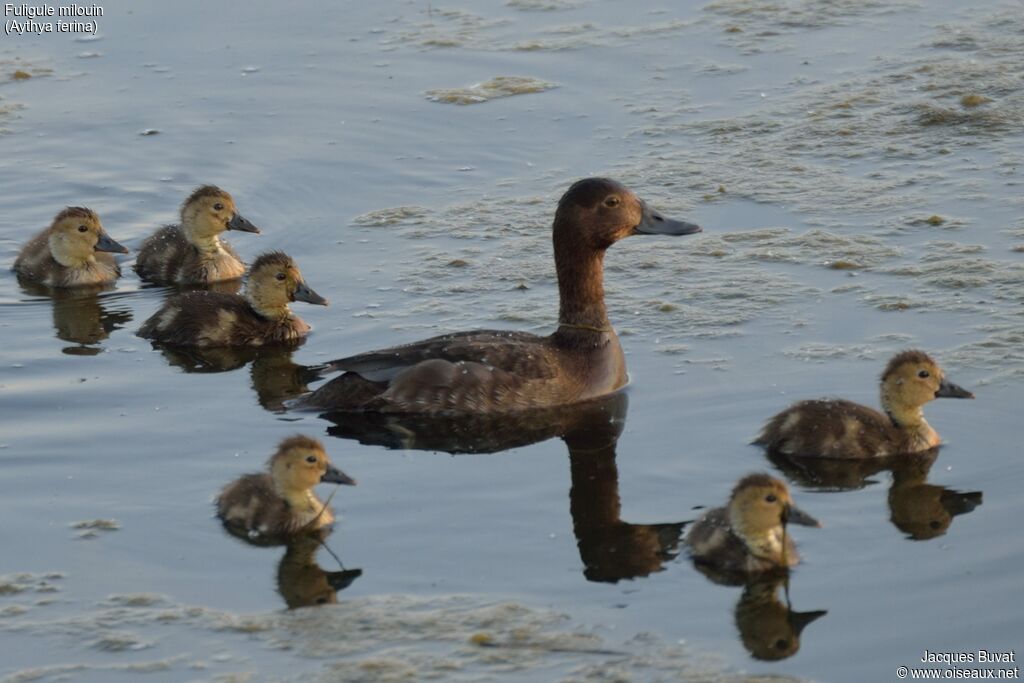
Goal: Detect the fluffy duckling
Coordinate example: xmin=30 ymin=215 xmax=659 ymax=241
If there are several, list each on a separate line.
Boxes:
xmin=13 ymin=207 xmax=128 ymax=287
xmin=135 ymin=185 xmax=260 ymax=284
xmin=687 ymin=473 xmax=820 ymax=577
xmin=755 ymin=350 xmax=974 ymax=459
xmin=217 ymin=435 xmax=356 ymax=541
xmin=734 ymin=578 xmax=827 ymax=661
xmin=138 ymin=251 xmax=327 ymax=347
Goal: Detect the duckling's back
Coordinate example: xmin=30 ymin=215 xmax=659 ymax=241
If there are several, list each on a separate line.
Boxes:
xmin=755 ymin=399 xmax=905 ymax=459
xmin=217 ymin=472 xmax=291 ymax=538
xmin=135 ymin=225 xmax=245 ymax=284
xmin=139 ymin=291 xmax=304 ymax=347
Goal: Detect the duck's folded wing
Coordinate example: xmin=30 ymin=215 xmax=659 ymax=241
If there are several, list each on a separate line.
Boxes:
xmin=324 ymin=330 xmax=554 ymax=381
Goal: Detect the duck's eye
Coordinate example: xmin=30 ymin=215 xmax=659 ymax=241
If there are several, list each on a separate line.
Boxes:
xmin=775 ymin=639 xmax=790 ymax=650
xmin=765 ymin=494 xmax=777 ymax=503
xmin=213 ymin=202 xmax=224 ymax=211
xmin=77 ymin=225 xmax=88 ymax=233
xmin=929 ymin=520 xmax=941 ymax=530
xmin=604 ymin=196 xmax=620 ymax=208
xmin=918 ymin=370 xmax=930 ymax=378
xmin=316 ymin=597 xmax=328 ymax=604
xmin=275 ymin=272 xmax=287 ymax=282
xmin=305 ymin=455 xmax=317 ymax=463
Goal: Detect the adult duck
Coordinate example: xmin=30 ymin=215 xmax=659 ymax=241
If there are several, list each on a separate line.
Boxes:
xmin=302 ymin=177 xmax=701 ymax=413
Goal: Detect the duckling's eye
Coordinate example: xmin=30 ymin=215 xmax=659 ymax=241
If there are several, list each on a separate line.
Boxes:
xmin=929 ymin=520 xmax=941 ymax=530
xmin=316 ymin=597 xmax=328 ymax=604
xmin=604 ymin=196 xmax=621 ymax=208
xmin=775 ymin=639 xmax=790 ymax=650
xmin=765 ymin=494 xmax=777 ymax=503
xmin=275 ymin=272 xmax=287 ymax=282
xmin=918 ymin=370 xmax=930 ymax=378
xmin=305 ymin=455 xmax=317 ymax=464
xmin=213 ymin=202 xmax=224 ymax=211
xmin=77 ymin=225 xmax=88 ymax=233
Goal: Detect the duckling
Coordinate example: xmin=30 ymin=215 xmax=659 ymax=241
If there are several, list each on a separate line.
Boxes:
xmin=687 ymin=473 xmax=820 ymax=578
xmin=302 ymin=177 xmax=702 ymax=413
xmin=755 ymin=350 xmax=974 ymax=459
xmin=138 ymin=251 xmax=327 ymax=347
xmin=216 ymin=435 xmax=356 ymax=541
xmin=13 ymin=207 xmax=128 ymax=287
xmin=134 ymin=185 xmax=260 ymax=284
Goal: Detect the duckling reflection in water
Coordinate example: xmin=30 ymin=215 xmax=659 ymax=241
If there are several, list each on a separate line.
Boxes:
xmin=138 ymin=251 xmax=327 ymax=347
xmin=135 ymin=185 xmax=260 ymax=285
xmin=756 ymin=350 xmax=973 ymax=459
xmin=17 ymin=279 xmax=133 ymax=354
xmin=734 ymin=577 xmax=826 ymax=661
xmin=277 ymin=532 xmax=362 ymax=609
xmin=152 ymin=343 xmax=323 ymax=412
xmin=217 ymin=435 xmax=356 ymax=543
xmin=13 ymin=207 xmax=129 ymax=287
xmin=687 ymin=474 xmax=820 ymax=579
xmin=767 ymin=448 xmax=982 ymax=541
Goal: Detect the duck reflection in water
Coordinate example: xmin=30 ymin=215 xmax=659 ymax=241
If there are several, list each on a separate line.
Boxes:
xmin=766 ymin=448 xmax=982 ymax=540
xmin=322 ymin=392 xmax=687 ymax=583
xmin=277 ymin=531 xmax=362 ymax=609
xmin=18 ymin=279 xmax=132 ymax=356
xmin=733 ymin=577 xmax=826 ymax=661
xmin=153 ymin=341 xmax=324 ymax=412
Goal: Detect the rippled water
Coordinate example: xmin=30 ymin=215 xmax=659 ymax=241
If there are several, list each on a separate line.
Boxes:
xmin=1 ymin=1 xmax=1022 ymax=681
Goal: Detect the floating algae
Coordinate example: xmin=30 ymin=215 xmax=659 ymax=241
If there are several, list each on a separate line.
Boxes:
xmin=425 ymin=76 xmax=558 ymax=104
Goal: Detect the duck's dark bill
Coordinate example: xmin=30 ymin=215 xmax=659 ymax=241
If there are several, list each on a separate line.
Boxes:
xmin=293 ymin=281 xmax=328 ymax=306
xmin=634 ymin=204 xmax=702 ymax=235
xmin=321 ymin=465 xmax=356 ymax=485
xmin=788 ymin=609 xmax=828 ymax=636
xmin=227 ymin=213 xmax=261 ymax=233
xmin=95 ymin=232 xmax=129 ymax=254
xmin=936 ymin=379 xmax=974 ymax=399
xmin=783 ymin=504 xmax=821 ymax=528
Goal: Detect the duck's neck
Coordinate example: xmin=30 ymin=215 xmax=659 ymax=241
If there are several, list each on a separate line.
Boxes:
xmin=730 ymin=511 xmax=787 ymax=565
xmin=554 ymin=239 xmax=610 ymax=331
xmin=183 ymin=220 xmax=225 ymax=255
xmin=246 ymin=292 xmax=292 ymax=321
xmin=277 ymin=484 xmax=320 ymax=515
xmin=881 ymin=391 xmax=928 ymax=430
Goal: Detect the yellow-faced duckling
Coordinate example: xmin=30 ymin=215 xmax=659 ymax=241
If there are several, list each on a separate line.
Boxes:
xmin=135 ymin=185 xmax=260 ymax=284
xmin=755 ymin=350 xmax=974 ymax=459
xmin=217 ymin=435 xmax=356 ymax=541
xmin=687 ymin=473 xmax=820 ymax=577
xmin=13 ymin=207 xmax=128 ymax=287
xmin=734 ymin=578 xmax=827 ymax=661
xmin=138 ymin=251 xmax=327 ymax=347
xmin=303 ymin=177 xmax=702 ymax=413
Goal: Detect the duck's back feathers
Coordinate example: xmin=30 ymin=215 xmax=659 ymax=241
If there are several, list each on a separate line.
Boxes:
xmin=135 ymin=225 xmax=245 ymax=284
xmin=755 ymin=399 xmax=905 ymax=459
xmin=217 ymin=473 xmax=294 ymax=541
xmin=138 ymin=291 xmax=309 ymax=347
xmin=306 ymin=330 xmax=574 ymax=413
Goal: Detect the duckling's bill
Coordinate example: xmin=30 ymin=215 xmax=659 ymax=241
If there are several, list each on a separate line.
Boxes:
xmin=227 ymin=213 xmax=260 ymax=233
xmin=293 ymin=280 xmax=328 ymax=306
xmin=782 ymin=503 xmax=821 ymax=528
xmin=321 ymin=465 xmax=356 ymax=486
xmin=634 ymin=203 xmax=702 ymax=235
xmin=936 ymin=378 xmax=974 ymax=399
xmin=95 ymin=232 xmax=129 ymax=254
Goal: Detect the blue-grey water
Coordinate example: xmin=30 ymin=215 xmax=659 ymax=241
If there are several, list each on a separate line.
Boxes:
xmin=1 ymin=1 xmax=1022 ymax=681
